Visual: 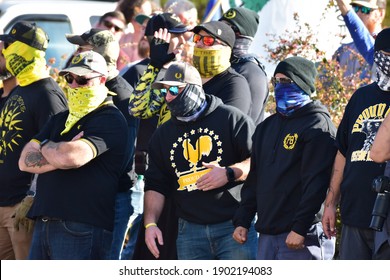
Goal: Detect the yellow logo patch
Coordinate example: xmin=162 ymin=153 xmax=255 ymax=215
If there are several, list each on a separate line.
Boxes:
xmin=175 ymin=72 xmax=182 ymax=79
xmin=71 ymin=54 xmax=83 ymax=64
xmin=283 ymin=133 xmax=298 ymax=150
xmin=224 ymin=10 xmax=237 ymax=19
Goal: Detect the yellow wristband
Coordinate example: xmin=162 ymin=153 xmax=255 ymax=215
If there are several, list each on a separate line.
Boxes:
xmin=145 ymin=222 xmax=157 ymax=229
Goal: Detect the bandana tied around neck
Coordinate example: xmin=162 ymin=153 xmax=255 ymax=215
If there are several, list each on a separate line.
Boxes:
xmin=61 ymin=85 xmax=109 ymax=135
xmin=192 ymin=47 xmax=231 ymax=78
xmin=374 ymin=51 xmax=390 ymax=91
xmin=275 ymin=83 xmax=311 ymax=116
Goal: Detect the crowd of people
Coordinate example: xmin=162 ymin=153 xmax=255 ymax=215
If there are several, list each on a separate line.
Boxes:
xmin=0 ymin=0 xmax=390 ymax=260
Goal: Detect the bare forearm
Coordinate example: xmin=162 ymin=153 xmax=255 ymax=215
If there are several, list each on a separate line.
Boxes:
xmin=324 ymin=151 xmax=345 ymax=207
xmin=144 ymin=190 xmax=165 ymax=225
xmin=230 ymin=157 xmax=251 ymax=181
xmin=19 ymin=142 xmax=57 ymax=173
xmin=41 ymin=140 xmax=94 ymax=169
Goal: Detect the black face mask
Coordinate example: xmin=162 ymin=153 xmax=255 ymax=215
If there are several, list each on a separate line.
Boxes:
xmin=167 ymin=84 xmax=206 ymax=120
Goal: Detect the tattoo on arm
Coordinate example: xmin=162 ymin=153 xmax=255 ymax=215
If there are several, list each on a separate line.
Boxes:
xmin=326 ymin=188 xmax=336 ymax=207
xmin=25 ymin=151 xmax=49 ymax=167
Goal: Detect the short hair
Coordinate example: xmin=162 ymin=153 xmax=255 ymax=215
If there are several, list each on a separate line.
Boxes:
xmin=99 ymin=11 xmax=126 ymax=25
xmin=116 ymin=0 xmax=149 ymax=24
xmin=377 ymin=0 xmax=387 ymax=9
xmin=164 ymin=0 xmax=196 ymax=14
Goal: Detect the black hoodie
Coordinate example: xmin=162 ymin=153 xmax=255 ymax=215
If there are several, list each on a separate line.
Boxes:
xmin=234 ymin=100 xmax=337 ymax=236
xmin=145 ymin=95 xmax=255 ymax=224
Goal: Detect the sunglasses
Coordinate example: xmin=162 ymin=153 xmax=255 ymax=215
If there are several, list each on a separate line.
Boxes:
xmin=351 ymin=4 xmax=375 ymax=15
xmin=160 ymin=86 xmax=184 ymax=96
xmin=64 ymin=74 xmax=102 ymax=85
xmin=271 ymin=77 xmax=294 ymax=87
xmin=193 ymin=34 xmax=217 ymax=46
xmin=103 ymin=20 xmax=123 ymax=32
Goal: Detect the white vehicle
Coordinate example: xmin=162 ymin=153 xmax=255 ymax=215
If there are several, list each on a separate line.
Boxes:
xmin=0 ymin=0 xmax=117 ymax=69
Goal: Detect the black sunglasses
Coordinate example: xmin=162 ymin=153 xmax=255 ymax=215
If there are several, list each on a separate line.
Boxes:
xmin=103 ymin=20 xmax=123 ymax=32
xmin=351 ymin=4 xmax=376 ymax=15
xmin=64 ymin=74 xmax=102 ymax=85
xmin=271 ymin=77 xmax=294 ymax=87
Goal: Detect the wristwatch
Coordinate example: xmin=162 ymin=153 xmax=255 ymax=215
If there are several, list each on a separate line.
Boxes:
xmin=225 ymin=166 xmax=235 ymax=182
xmin=39 ymin=139 xmax=49 ymax=152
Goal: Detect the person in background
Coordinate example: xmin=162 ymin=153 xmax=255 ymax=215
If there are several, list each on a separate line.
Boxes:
xmin=144 ymin=61 xmax=257 ymax=260
xmin=322 ymin=27 xmax=390 ymax=260
xmin=65 ymin=29 xmax=139 ymax=260
xmin=19 ymin=51 xmax=130 ymax=260
xmin=333 ymin=0 xmax=386 ymax=80
xmin=164 ymin=0 xmax=199 ymax=63
xmin=115 ymin=0 xmax=154 ymax=69
xmin=233 ymin=56 xmax=337 ymax=260
xmin=95 ymin=11 xmax=126 ymax=42
xmin=125 ymin=12 xmax=188 ymax=260
xmin=94 ymin=11 xmax=129 ymax=71
xmin=0 ymin=21 xmax=68 ymax=260
xmin=220 ymin=6 xmax=269 ymax=125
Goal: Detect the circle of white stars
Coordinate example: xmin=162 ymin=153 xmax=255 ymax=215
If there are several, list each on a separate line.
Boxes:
xmin=170 ymin=127 xmax=223 ymax=174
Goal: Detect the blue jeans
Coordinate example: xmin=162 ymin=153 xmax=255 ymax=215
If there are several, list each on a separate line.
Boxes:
xmin=29 ymin=218 xmax=112 ymax=260
xmin=121 ymin=214 xmax=142 ymax=259
xmin=176 ymin=218 xmax=257 ymax=260
xmin=109 ymin=191 xmax=133 ymax=260
xmin=257 ymin=222 xmax=335 ymax=260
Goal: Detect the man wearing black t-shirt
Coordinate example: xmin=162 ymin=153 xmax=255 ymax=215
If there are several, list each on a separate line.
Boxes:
xmin=19 ymin=51 xmax=130 ymax=260
xmin=0 ymin=21 xmax=68 ymax=260
xmin=65 ymin=28 xmax=139 ymax=260
xmin=322 ymin=28 xmax=390 ymax=260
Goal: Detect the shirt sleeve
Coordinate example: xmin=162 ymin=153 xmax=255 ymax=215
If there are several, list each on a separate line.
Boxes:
xmin=232 ymin=125 xmax=259 ymax=229
xmin=343 ymin=10 xmax=375 ymax=66
xmin=128 ymin=64 xmax=166 ymax=119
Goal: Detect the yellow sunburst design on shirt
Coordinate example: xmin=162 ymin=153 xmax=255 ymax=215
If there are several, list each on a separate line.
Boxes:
xmin=0 ymin=95 xmax=25 ymax=163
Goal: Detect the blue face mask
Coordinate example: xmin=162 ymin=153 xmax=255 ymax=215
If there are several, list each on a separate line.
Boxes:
xmin=274 ymin=83 xmax=311 ymax=116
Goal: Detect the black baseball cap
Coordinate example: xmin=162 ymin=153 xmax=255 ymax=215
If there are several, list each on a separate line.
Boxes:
xmin=0 ymin=21 xmax=49 ymax=51
xmin=192 ymin=21 xmax=235 ymax=48
xmin=144 ymin=13 xmax=188 ymax=36
xmin=152 ymin=61 xmax=202 ymax=89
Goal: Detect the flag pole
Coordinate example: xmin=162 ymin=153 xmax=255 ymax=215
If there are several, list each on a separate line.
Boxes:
xmin=202 ymin=0 xmax=223 ymax=23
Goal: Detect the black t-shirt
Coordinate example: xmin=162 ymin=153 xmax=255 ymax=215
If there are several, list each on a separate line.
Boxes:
xmin=231 ymin=55 xmax=269 ymax=125
xmin=336 ymin=83 xmax=390 ymax=228
xmin=106 ymin=75 xmax=139 ymax=192
xmin=29 ymin=104 xmax=130 ymax=231
xmin=0 ymin=78 xmax=67 ymax=206
xmin=203 ymin=67 xmax=251 ymax=116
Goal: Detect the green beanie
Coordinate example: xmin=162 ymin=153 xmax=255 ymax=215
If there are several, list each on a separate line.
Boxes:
xmin=274 ymin=56 xmax=317 ymax=95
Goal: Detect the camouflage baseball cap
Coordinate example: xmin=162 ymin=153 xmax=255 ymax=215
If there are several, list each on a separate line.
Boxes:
xmin=59 ymin=51 xmax=108 ymax=76
xmin=66 ymin=29 xmax=120 ymax=65
xmin=0 ymin=21 xmax=49 ymax=51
